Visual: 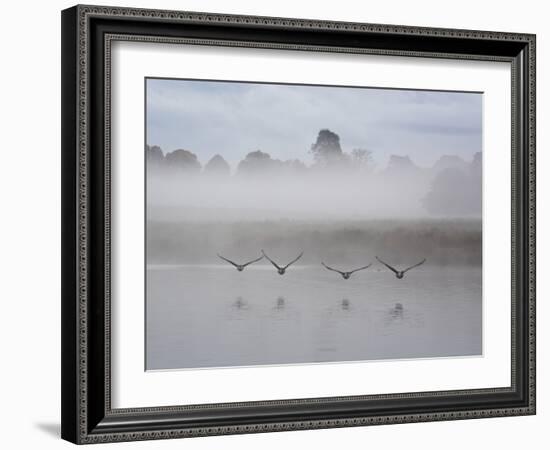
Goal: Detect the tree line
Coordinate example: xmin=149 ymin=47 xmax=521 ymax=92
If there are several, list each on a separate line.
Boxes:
xmin=147 ymin=129 xmax=372 ymax=176
xmin=147 ymin=128 xmax=482 ymax=216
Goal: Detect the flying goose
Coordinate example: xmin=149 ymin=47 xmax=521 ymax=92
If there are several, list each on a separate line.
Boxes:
xmin=376 ymin=256 xmax=426 ymax=279
xmin=321 ymin=262 xmax=372 ymax=280
xmin=217 ymin=253 xmax=263 ymax=271
xmin=261 ymin=250 xmax=303 ymax=275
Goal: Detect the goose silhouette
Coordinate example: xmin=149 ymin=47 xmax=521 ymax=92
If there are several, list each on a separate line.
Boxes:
xmin=321 ymin=262 xmax=372 ymax=279
xmin=376 ymin=256 xmax=426 ymax=279
xmin=217 ymin=253 xmax=263 ymax=271
xmin=262 ymin=250 xmax=303 ymax=275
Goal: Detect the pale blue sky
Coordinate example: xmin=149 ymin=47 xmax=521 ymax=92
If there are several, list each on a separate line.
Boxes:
xmin=146 ymin=78 xmax=482 ymax=169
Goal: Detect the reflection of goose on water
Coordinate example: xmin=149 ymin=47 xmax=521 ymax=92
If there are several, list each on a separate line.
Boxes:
xmin=376 ymin=256 xmax=426 ymax=279
xmin=232 ymin=297 xmax=248 ymax=309
xmin=391 ymin=302 xmax=404 ymax=319
xmin=262 ymin=250 xmax=303 ymax=275
xmin=322 ymin=262 xmax=372 ymax=280
xmin=217 ymin=253 xmax=263 ymax=271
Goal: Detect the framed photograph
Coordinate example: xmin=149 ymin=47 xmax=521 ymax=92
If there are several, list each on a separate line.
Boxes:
xmin=61 ymin=4 xmax=536 ymax=444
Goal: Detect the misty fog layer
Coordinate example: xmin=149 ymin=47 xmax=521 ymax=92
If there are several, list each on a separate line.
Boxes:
xmin=147 ymin=168 xmax=481 ymax=222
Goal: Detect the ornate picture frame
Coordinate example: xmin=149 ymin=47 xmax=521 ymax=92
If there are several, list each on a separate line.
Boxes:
xmin=61 ymin=4 xmax=535 ymax=444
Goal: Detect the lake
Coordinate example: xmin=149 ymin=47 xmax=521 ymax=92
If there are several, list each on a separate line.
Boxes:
xmin=146 ymin=264 xmax=482 ymax=370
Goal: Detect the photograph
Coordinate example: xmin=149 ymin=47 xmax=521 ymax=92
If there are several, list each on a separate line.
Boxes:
xmin=145 ymin=78 xmax=483 ymax=371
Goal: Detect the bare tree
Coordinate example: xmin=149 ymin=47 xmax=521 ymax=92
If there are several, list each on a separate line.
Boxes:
xmin=351 ymin=148 xmax=373 ymax=170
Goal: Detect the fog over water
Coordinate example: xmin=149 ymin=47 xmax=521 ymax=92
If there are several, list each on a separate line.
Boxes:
xmin=145 ymin=79 xmax=483 ymax=370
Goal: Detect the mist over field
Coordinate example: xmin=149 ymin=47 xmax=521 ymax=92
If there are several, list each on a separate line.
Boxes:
xmin=147 ymin=219 xmax=481 ymax=267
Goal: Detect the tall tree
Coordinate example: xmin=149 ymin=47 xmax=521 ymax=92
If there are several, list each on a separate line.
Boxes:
xmin=310 ymin=129 xmax=346 ymax=167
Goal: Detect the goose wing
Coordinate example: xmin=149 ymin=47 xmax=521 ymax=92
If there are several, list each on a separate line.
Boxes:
xmin=217 ymin=254 xmax=239 ymax=268
xmin=241 ymin=255 xmax=264 ymax=267
xmin=403 ymin=258 xmax=426 ymax=273
xmin=322 ymin=262 xmax=344 ymax=275
xmin=376 ymin=256 xmax=399 ymax=274
xmin=261 ymin=250 xmax=282 ymax=270
xmin=284 ymin=251 xmax=304 ymax=269
xmin=349 ymin=263 xmax=372 ymax=274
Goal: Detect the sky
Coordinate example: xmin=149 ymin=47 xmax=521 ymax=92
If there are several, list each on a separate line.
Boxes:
xmin=146 ymin=78 xmax=482 ymax=169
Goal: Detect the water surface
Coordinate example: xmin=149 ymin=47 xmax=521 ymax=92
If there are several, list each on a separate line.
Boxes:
xmin=146 ymin=265 xmax=481 ymax=370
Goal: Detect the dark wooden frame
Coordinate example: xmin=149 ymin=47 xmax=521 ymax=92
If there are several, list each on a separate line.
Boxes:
xmin=61 ymin=4 xmax=536 ymax=444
